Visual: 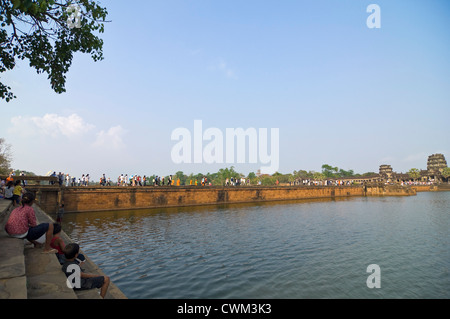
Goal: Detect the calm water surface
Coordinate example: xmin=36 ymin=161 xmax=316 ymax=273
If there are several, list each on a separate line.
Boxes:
xmin=62 ymin=192 xmax=450 ymax=298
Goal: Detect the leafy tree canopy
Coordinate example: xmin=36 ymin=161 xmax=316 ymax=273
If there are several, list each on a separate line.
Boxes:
xmin=0 ymin=137 xmax=12 ymax=174
xmin=13 ymin=169 xmax=35 ymax=175
xmin=441 ymin=167 xmax=450 ymax=179
xmin=408 ymin=168 xmax=421 ymax=180
xmin=1 ymin=0 xmax=108 ymax=101
xmin=322 ymin=164 xmax=355 ymax=178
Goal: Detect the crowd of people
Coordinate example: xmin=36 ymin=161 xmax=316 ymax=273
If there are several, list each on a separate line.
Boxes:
xmin=8 ymin=170 xmax=438 ymax=193
xmin=225 ymin=177 xmax=251 ymax=186
xmin=0 ymin=179 xmax=26 ymax=206
xmin=43 ymin=172 xmax=215 ymax=187
xmin=55 ymin=173 xmax=255 ymax=187
xmin=48 ymin=172 xmax=91 ymax=187
xmin=400 ymin=180 xmax=436 ymax=186
xmin=293 ymin=179 xmax=355 ymax=186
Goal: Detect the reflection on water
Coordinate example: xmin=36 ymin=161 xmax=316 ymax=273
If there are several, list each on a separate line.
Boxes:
xmin=62 ymin=192 xmax=450 ymax=299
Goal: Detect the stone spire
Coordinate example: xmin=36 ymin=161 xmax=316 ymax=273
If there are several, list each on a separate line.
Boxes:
xmin=427 ymin=154 xmax=447 ymax=174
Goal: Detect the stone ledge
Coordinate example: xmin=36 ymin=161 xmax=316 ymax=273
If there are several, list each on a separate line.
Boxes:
xmin=0 ymin=237 xmax=25 ymax=279
xmin=0 ymin=276 xmax=27 ymax=299
xmin=0 ymin=200 xmax=27 ymax=299
xmin=33 ymin=204 xmax=127 ymax=299
xmin=0 ymin=200 xmax=118 ymax=299
xmin=24 ymin=246 xmax=77 ymax=299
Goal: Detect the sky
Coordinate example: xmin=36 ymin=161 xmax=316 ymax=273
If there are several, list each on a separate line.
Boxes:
xmin=1 ymin=0 xmax=449 ymax=181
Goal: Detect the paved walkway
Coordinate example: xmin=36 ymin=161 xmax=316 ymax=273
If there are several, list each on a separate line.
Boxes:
xmin=0 ymin=199 xmax=127 ymax=299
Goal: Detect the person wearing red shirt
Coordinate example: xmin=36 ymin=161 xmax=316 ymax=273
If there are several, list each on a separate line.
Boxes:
xmin=4 ymin=192 xmax=57 ymax=254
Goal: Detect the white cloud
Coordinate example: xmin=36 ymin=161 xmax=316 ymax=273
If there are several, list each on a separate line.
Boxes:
xmin=92 ymin=125 xmax=126 ymax=150
xmin=9 ymin=113 xmax=126 ymax=152
xmin=189 ymin=48 xmax=202 ymax=56
xmin=211 ymin=59 xmax=237 ymax=79
xmin=10 ymin=113 xmax=94 ymax=138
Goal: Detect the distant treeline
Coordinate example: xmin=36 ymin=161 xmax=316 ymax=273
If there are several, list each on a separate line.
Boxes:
xmin=145 ymin=165 xmax=377 ymax=186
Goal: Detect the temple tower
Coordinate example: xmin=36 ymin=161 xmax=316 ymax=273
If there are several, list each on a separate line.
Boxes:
xmin=427 ymin=154 xmax=447 ymax=182
xmin=379 ymin=164 xmax=393 ymax=181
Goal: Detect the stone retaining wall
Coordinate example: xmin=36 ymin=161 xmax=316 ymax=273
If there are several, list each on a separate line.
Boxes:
xmin=62 ymin=186 xmax=365 ymax=213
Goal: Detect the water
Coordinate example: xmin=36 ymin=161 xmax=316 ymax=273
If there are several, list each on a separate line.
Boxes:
xmin=61 ymin=191 xmax=450 ymax=299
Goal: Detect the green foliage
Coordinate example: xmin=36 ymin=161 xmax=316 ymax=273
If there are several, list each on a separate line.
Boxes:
xmin=321 ymin=164 xmax=338 ymax=177
xmin=321 ymin=164 xmax=355 ymax=178
xmin=362 ymin=172 xmax=376 ymax=176
xmin=0 ymin=137 xmax=12 ymax=174
xmin=408 ymin=168 xmax=421 ymax=180
xmin=293 ymin=170 xmax=311 ymax=178
xmin=1 ymin=0 xmax=108 ymax=101
xmin=157 ymin=166 xmax=374 ymax=187
xmin=441 ymin=167 xmax=450 ymax=179
xmin=13 ymin=169 xmax=36 ymax=175
xmin=212 ymin=166 xmax=242 ymax=185
xmin=313 ymin=172 xmax=326 ymax=181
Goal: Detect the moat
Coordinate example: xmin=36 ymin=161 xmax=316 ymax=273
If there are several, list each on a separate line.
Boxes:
xmin=61 ymin=191 xmax=450 ymax=299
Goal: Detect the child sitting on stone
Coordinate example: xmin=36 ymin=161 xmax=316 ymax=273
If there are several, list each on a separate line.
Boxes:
xmin=51 ymin=223 xmax=85 ymax=265
xmin=62 ymin=243 xmax=110 ymax=298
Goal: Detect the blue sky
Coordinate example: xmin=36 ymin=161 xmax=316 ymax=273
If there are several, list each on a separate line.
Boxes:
xmin=1 ymin=0 xmax=449 ymax=180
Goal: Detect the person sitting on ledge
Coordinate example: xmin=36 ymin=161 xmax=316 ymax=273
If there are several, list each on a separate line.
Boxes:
xmin=4 ymin=192 xmax=57 ymax=254
xmin=3 ymin=181 xmax=14 ymax=201
xmin=62 ymin=243 xmax=110 ymax=298
xmin=51 ymin=223 xmax=86 ymax=266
